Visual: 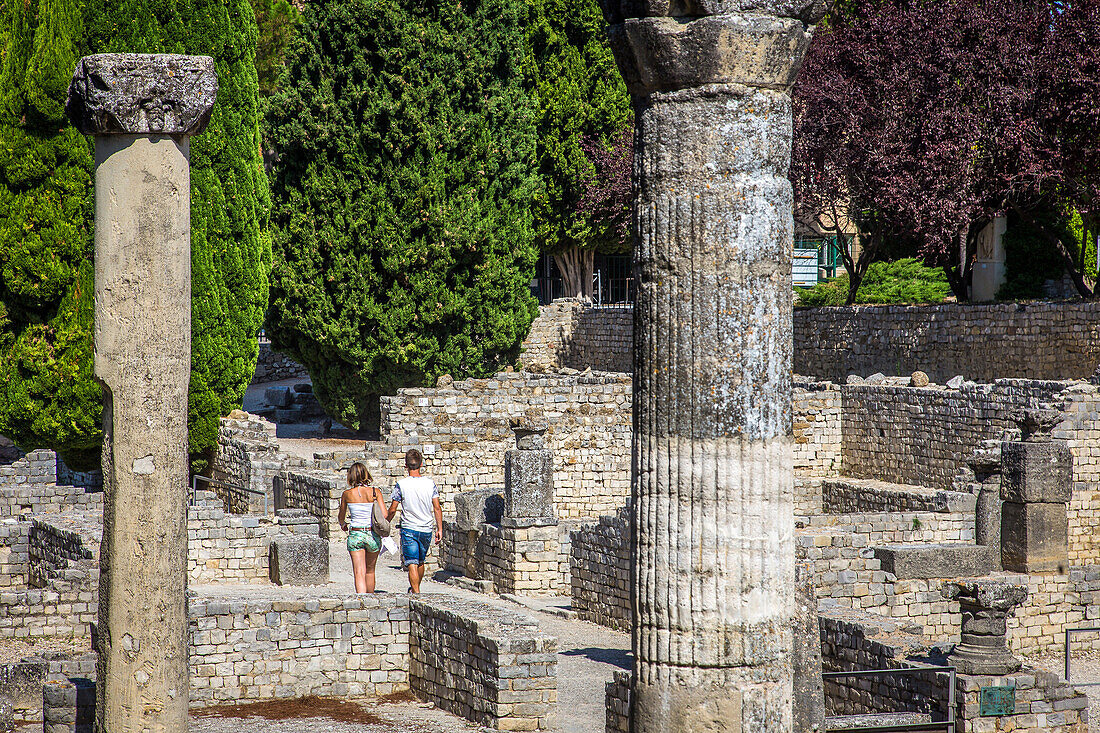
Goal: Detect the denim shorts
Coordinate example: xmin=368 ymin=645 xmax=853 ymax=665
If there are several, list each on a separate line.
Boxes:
xmin=347 ymin=527 xmax=381 ymax=553
xmin=400 ymin=527 xmax=433 ymax=568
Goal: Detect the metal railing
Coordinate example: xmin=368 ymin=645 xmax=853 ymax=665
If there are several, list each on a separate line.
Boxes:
xmin=823 ymin=666 xmax=956 ymax=733
xmin=191 ymin=474 xmax=268 ymax=515
xmin=1065 ymin=627 xmax=1100 ymax=685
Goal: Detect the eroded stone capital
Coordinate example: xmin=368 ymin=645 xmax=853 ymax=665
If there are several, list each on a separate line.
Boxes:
xmin=602 ymin=0 xmax=827 ymax=24
xmin=66 ymin=54 xmax=217 ymax=136
xmin=609 ymin=14 xmax=811 ymax=96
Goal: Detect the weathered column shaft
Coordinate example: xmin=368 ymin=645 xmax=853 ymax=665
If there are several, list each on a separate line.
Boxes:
xmin=95 ymin=133 xmax=192 ymax=733
xmin=604 ymin=5 xmax=821 ymax=731
xmin=66 ymin=53 xmax=217 ymax=733
xmin=632 ymin=81 xmax=796 ymax=729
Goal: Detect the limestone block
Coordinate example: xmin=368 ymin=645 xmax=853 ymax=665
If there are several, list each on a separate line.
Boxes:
xmin=872 ymin=544 xmax=994 ymax=579
xmin=503 ymin=450 xmax=555 ymax=528
xmin=264 ymin=387 xmax=294 ymax=408
xmin=608 ymin=14 xmax=811 ymax=96
xmin=1000 ymin=441 xmax=1072 ymax=503
xmin=453 ymin=489 xmax=504 ymax=531
xmin=270 ymin=536 xmax=329 ymax=586
xmin=1001 ymin=502 xmax=1069 ymax=574
xmin=66 ymin=54 xmax=217 ymax=135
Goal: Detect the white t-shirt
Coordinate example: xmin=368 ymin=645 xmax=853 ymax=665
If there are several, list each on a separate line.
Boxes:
xmin=391 ymin=476 xmax=439 ymax=532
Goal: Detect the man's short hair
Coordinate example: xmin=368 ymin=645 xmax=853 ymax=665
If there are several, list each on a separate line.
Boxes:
xmin=405 ymin=449 xmax=423 ymax=471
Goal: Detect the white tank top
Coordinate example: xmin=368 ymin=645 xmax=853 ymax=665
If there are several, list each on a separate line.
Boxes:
xmin=347 ymin=490 xmax=375 ymax=528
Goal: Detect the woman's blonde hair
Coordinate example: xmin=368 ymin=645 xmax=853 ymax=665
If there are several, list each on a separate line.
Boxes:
xmin=347 ymin=462 xmax=371 ymax=487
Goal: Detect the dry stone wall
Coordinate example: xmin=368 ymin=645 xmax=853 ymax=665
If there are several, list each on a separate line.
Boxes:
xmin=380 ymin=373 xmax=632 ymax=520
xmin=211 ymin=415 xmax=287 ymax=514
xmin=409 ymin=597 xmax=558 ymax=731
xmin=570 ymin=508 xmax=630 ymax=631
xmin=188 ymin=594 xmax=410 ymax=704
xmin=841 ymin=380 xmax=1065 ymax=490
xmin=521 ymin=300 xmax=631 ymax=373
xmin=793 ymin=382 xmax=842 ymax=480
xmin=252 ymin=342 xmax=310 ymax=383
xmin=795 ymin=300 xmax=1100 ymax=383
xmin=188 ymin=491 xmax=281 ymax=584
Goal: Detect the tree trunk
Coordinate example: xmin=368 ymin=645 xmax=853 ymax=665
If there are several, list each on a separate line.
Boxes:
xmin=553 ymin=247 xmax=595 ymax=301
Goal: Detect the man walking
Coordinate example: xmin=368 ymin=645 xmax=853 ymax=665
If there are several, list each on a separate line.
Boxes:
xmin=388 ymin=449 xmax=442 ymax=593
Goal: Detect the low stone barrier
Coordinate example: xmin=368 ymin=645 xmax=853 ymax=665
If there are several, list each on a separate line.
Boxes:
xmin=252 ymin=342 xmax=310 ymax=383
xmin=274 ymin=470 xmax=342 ymax=540
xmin=410 ymin=597 xmax=557 ymax=731
xmin=605 ymin=670 xmax=630 ymax=733
xmin=188 ymin=491 xmax=281 ymax=584
xmin=188 ymin=595 xmax=410 ymax=704
xmin=570 ymin=508 xmax=629 ymax=631
xmin=0 ymin=661 xmax=46 ymax=725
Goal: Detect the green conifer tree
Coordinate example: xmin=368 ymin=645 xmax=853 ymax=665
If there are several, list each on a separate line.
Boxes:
xmin=0 ymin=0 xmax=100 ymax=469
xmin=0 ymin=0 xmax=270 ymax=469
xmin=526 ymin=0 xmax=631 ymax=298
xmin=266 ymin=0 xmax=539 ymax=432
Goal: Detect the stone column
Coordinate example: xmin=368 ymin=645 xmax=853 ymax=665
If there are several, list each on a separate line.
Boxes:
xmin=961 ymin=439 xmax=1004 ymax=569
xmin=942 ymin=578 xmax=1027 ymax=675
xmin=1000 ymin=410 xmax=1071 ymax=574
xmin=602 ymin=3 xmax=823 ymax=731
xmin=66 ymin=53 xmax=217 ymax=733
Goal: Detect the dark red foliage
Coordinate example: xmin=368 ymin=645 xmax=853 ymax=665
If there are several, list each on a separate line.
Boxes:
xmin=792 ymin=0 xmax=1100 ymax=298
xmin=577 ymin=122 xmax=634 ymax=254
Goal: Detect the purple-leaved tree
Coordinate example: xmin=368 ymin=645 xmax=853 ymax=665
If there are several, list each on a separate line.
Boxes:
xmin=792 ymin=0 xmax=1100 ymax=302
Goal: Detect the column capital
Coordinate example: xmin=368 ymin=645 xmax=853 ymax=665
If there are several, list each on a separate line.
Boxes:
xmin=66 ymin=54 xmax=217 ymax=137
xmin=608 ymin=14 xmax=813 ymax=96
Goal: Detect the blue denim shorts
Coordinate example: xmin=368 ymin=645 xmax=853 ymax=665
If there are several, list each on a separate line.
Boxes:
xmin=400 ymin=527 xmax=433 ymax=568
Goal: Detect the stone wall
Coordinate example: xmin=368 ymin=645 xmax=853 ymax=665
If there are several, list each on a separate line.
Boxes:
xmin=794 ymin=300 xmax=1100 ymax=383
xmin=409 ymin=597 xmax=557 ymax=731
xmin=188 ymin=491 xmax=280 ymax=585
xmin=570 ymin=508 xmax=630 ymax=631
xmin=793 ymin=382 xmax=842 ymax=481
xmin=522 ymin=299 xmax=1100 ymax=385
xmin=28 ymin=515 xmax=98 ymax=589
xmin=440 ymin=520 xmax=573 ymax=597
xmin=274 ymin=470 xmax=343 ymax=540
xmin=841 ymin=380 xmax=1066 ymax=490
xmin=210 ymin=415 xmax=287 ymax=514
xmin=605 ymin=670 xmax=630 ymax=733
xmin=0 ymin=521 xmax=30 ymax=588
xmin=380 ymin=372 xmax=632 ymax=520
xmin=252 ymin=342 xmax=309 ymax=384
xmin=188 ymin=594 xmax=410 ymax=705
xmin=521 ymin=299 xmax=632 ymax=373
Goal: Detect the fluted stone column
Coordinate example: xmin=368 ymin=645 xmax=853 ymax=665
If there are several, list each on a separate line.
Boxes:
xmin=66 ymin=53 xmax=217 ymax=733
xmin=602 ymin=2 xmax=823 ymax=731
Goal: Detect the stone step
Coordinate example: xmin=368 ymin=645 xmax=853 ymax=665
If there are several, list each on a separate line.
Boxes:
xmin=826 ymin=712 xmax=943 ymax=731
xmin=823 ymin=477 xmax=976 ymax=514
xmin=872 ymin=543 xmax=994 ymax=579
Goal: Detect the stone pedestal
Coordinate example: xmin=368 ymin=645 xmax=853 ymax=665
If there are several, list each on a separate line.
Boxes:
xmin=1000 ymin=410 xmax=1071 ymax=574
xmin=603 ymin=3 xmax=823 ymax=730
xmin=66 ymin=53 xmax=217 ymax=733
xmin=503 ymin=419 xmax=556 ymax=529
xmin=942 ymin=579 xmax=1027 ymax=675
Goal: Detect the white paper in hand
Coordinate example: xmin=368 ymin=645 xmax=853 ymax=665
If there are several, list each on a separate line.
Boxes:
xmin=381 ymin=536 xmax=399 ymax=556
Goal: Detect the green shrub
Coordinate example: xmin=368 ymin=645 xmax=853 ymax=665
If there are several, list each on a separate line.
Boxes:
xmin=266 ymin=0 xmax=539 ymax=431
xmin=796 ymin=258 xmax=952 ymax=307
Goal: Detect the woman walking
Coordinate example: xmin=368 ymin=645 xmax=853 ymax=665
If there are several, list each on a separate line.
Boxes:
xmin=338 ymin=462 xmax=386 ymax=593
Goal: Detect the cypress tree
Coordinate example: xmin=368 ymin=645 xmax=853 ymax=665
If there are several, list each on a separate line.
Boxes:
xmin=0 ymin=0 xmax=270 ymax=469
xmin=0 ymin=0 xmax=100 ymax=469
xmin=85 ymin=0 xmax=272 ymax=464
xmin=525 ymin=0 xmax=631 ymax=298
xmin=266 ymin=0 xmax=539 ymax=432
